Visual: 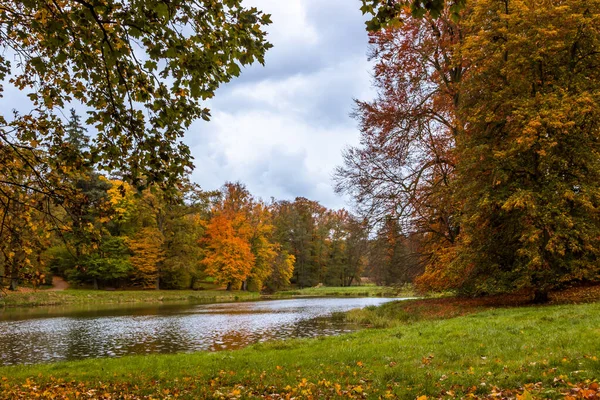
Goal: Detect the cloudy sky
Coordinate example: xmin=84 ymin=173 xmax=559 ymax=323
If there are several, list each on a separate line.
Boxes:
xmin=186 ymin=0 xmax=374 ymax=209
xmin=1 ymin=1 xmax=374 ymax=210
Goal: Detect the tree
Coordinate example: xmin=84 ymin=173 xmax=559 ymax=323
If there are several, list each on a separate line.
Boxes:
xmin=335 ymin=7 xmax=463 ymax=286
xmin=360 ymin=0 xmax=465 ymax=31
xmin=79 ymin=236 xmax=131 ymax=289
xmin=201 ymin=213 xmax=254 ymax=290
xmin=128 ymin=227 xmax=164 ymax=288
xmin=246 ymin=201 xmax=277 ymax=291
xmin=271 ymin=198 xmax=330 ymax=288
xmin=201 ymin=183 xmax=255 ymax=290
xmin=350 ymin=0 xmax=600 ymax=300
xmin=447 ymin=0 xmax=600 ymax=301
xmin=265 ymin=250 xmax=295 ymax=292
xmin=0 ymin=2 xmax=272 ymax=285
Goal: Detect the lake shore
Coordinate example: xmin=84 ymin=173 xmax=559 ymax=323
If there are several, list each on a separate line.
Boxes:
xmin=0 ymin=285 xmax=410 ymax=309
xmin=1 ymin=289 xmax=600 ymax=399
xmin=0 ymin=289 xmax=260 ymax=308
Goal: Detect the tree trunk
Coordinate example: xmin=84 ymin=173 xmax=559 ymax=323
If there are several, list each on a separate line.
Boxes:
xmin=242 ymin=280 xmax=248 ymax=291
xmin=93 ymin=278 xmax=99 ymax=290
xmin=226 ymin=282 xmax=232 ymax=291
xmin=155 ymin=275 xmax=160 ymax=290
xmin=9 ymin=277 xmax=18 ymax=291
xmin=533 ymin=289 xmax=549 ymax=304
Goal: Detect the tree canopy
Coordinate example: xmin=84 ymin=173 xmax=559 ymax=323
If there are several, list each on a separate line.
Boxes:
xmin=340 ymin=0 xmax=600 ymax=300
xmin=0 ymin=0 xmax=272 ymax=199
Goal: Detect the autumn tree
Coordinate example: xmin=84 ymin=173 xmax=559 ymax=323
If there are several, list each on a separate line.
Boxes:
xmin=137 ymin=182 xmax=211 ymax=289
xmin=442 ymin=0 xmax=600 ymax=301
xmin=0 ymin=185 xmax=52 ymax=290
xmin=201 ymin=213 xmax=254 ymax=290
xmin=201 ymin=183 xmax=255 ymax=290
xmin=246 ymin=201 xmax=277 ymax=291
xmin=335 ymin=7 xmax=464 ymax=285
xmin=128 ymin=227 xmax=165 ymax=288
xmin=354 ymin=0 xmax=600 ymax=300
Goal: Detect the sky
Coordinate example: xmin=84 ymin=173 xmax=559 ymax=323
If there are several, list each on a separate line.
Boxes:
xmin=185 ymin=0 xmax=374 ymax=209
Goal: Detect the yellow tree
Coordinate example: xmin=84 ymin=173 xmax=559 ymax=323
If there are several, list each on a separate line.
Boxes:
xmin=246 ymin=201 xmax=278 ymax=291
xmin=127 ymin=227 xmax=165 ymax=289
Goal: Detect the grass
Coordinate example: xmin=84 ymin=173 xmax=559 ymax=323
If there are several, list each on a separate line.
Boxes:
xmin=0 ymin=288 xmax=259 ymax=308
xmin=271 ymin=284 xmax=412 ymax=298
xmin=2 ymin=289 xmax=600 ymax=399
xmin=0 ymin=284 xmax=410 ymax=309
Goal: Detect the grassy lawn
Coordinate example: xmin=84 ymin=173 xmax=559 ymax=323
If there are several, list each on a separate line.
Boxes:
xmin=0 ymin=285 xmax=409 ymax=309
xmin=272 ymin=284 xmax=412 ymax=298
xmin=0 ymin=288 xmax=259 ymax=308
xmin=1 ymin=290 xmax=600 ymax=399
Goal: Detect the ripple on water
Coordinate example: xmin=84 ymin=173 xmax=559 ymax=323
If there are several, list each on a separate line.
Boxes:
xmin=0 ymin=297 xmax=401 ymax=365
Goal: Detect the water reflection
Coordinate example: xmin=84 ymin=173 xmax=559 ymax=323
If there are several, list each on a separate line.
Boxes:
xmin=0 ymin=297 xmax=400 ymax=366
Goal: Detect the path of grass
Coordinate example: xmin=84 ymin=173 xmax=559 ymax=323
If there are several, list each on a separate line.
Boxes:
xmin=2 ymin=294 xmax=600 ymax=399
xmin=0 ymin=285 xmax=408 ymax=309
xmin=0 ymin=288 xmax=259 ymax=308
xmin=271 ymin=285 xmax=411 ymax=299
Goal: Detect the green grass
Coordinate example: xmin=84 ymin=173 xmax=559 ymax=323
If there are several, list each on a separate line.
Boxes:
xmin=272 ymin=284 xmax=412 ymax=298
xmin=0 ymin=285 xmax=409 ymax=309
xmin=0 ymin=284 xmax=412 ymax=310
xmin=0 ymin=288 xmax=259 ymax=308
xmin=2 ymin=300 xmax=599 ymax=398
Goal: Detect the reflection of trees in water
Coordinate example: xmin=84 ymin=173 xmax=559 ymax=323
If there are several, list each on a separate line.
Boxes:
xmin=1 ymin=298 xmax=395 ymax=365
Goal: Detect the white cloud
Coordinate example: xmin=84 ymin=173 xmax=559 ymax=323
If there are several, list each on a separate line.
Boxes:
xmin=185 ymin=0 xmax=376 ymax=210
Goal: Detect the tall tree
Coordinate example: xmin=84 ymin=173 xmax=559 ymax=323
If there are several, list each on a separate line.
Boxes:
xmin=335 ymin=8 xmax=464 ymax=284
xmin=445 ymin=0 xmax=600 ymax=301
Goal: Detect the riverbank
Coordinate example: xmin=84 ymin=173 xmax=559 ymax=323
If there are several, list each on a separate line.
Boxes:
xmin=270 ymin=284 xmax=411 ymax=299
xmin=0 ymin=289 xmax=260 ymax=308
xmin=0 ymin=285 xmax=407 ymax=309
xmin=2 ymin=287 xmax=600 ymax=399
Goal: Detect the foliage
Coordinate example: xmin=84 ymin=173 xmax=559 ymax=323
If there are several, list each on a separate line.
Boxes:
xmin=335 ymin=7 xmax=462 ymax=289
xmin=342 ymin=1 xmax=600 ymax=299
xmin=0 ymin=0 xmax=272 ymax=187
xmin=201 ymin=213 xmax=255 ymax=289
xmin=127 ymin=227 xmax=164 ymax=288
xmin=0 ymin=0 xmax=271 ymax=289
xmin=447 ymin=0 xmax=600 ymax=300
xmin=360 ymin=0 xmax=466 ymax=31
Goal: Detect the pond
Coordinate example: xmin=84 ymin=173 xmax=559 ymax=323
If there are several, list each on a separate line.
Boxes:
xmin=0 ymin=297 xmax=401 ymax=366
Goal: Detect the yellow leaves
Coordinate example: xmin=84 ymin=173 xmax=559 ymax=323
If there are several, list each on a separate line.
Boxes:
xmin=128 ymin=227 xmax=165 ymax=288
xmin=501 ymin=191 xmax=536 ymax=212
xmin=516 ymin=390 xmax=533 ymax=400
xmin=416 ymin=396 xmax=428 ymax=400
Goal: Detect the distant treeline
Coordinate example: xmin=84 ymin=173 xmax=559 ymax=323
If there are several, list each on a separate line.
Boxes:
xmin=0 ymin=112 xmax=421 ymax=292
